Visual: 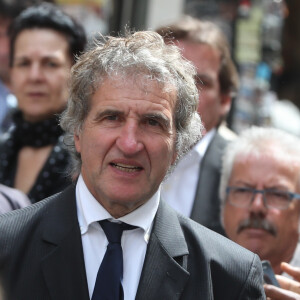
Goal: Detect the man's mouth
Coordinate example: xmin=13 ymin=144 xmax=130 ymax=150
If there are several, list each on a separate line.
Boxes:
xmin=110 ymin=163 xmax=143 ymax=172
xmin=237 ymin=218 xmax=277 ymax=237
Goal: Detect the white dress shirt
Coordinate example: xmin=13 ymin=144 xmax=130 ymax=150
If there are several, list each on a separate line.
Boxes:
xmin=76 ymin=175 xmax=160 ymax=299
xmin=161 ymin=129 xmax=216 ymax=217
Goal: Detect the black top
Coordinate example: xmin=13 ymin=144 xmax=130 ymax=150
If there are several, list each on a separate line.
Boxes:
xmin=0 ymin=111 xmax=71 ymax=203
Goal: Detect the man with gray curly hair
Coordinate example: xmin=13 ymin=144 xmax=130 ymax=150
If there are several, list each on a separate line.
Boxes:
xmin=0 ymin=31 xmax=264 ymax=299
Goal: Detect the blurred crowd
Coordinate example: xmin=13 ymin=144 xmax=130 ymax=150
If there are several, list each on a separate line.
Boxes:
xmin=1 ymin=1 xmax=300 ymax=299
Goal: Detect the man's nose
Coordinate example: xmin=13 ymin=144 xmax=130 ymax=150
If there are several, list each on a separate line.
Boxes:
xmin=249 ymin=192 xmax=268 ymax=215
xmin=116 ymin=121 xmax=144 ymax=155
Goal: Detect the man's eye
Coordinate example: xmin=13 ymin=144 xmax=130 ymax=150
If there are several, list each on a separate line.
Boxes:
xmin=195 ymin=78 xmax=203 ymax=88
xmin=234 ymin=188 xmax=250 ymax=194
xmin=15 ymin=61 xmax=30 ymax=67
xmin=269 ymin=191 xmax=290 ymax=200
xmin=200 ymin=80 xmax=209 ymax=87
xmin=195 ymin=76 xmax=213 ymax=89
xmin=147 ymin=119 xmax=159 ymax=126
xmin=106 ymin=115 xmax=118 ymax=121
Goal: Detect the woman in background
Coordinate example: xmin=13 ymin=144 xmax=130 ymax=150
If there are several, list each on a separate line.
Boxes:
xmin=0 ymin=3 xmax=86 ymax=202
xmin=0 ymin=184 xmax=30 ymax=214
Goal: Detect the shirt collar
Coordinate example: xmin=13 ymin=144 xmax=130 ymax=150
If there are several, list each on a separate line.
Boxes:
xmin=76 ymin=174 xmax=159 ymax=241
xmin=194 ymin=128 xmax=216 ymax=157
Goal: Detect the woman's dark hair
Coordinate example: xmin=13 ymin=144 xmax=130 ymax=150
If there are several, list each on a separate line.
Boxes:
xmin=9 ymin=2 xmax=87 ymax=66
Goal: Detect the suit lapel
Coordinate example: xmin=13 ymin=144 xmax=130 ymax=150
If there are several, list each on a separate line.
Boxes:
xmin=136 ymin=201 xmax=190 ymax=300
xmin=40 ymin=185 xmax=90 ymax=300
xmin=190 ymin=133 xmax=226 ymax=234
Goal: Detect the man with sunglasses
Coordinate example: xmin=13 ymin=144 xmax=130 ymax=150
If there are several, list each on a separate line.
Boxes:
xmin=220 ymin=126 xmax=300 ymax=277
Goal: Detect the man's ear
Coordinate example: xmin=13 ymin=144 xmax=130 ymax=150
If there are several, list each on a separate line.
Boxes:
xmin=74 ymin=133 xmax=81 ymax=153
xmin=220 ymin=93 xmax=232 ymax=116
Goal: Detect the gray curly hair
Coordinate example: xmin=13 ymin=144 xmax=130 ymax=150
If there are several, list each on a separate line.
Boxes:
xmin=60 ymin=30 xmax=203 ymax=179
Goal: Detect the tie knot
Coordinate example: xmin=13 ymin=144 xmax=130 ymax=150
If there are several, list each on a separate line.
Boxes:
xmin=99 ymin=220 xmax=137 ymax=244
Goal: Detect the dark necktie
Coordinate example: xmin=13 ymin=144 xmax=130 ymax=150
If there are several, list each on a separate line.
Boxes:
xmin=92 ymin=220 xmax=137 ymax=300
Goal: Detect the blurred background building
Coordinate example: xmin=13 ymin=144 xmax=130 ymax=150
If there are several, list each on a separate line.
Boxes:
xmin=53 ymin=0 xmax=300 ymax=135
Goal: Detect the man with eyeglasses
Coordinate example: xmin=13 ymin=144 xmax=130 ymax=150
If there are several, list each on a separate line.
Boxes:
xmin=219 ymin=126 xmax=300 ymax=298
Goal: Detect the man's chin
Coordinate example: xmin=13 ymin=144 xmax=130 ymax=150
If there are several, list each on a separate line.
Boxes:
xmin=102 ymin=193 xmax=149 ymax=216
xmin=237 ymin=230 xmax=273 ymax=253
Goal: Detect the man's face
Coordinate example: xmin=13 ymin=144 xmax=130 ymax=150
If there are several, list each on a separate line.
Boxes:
xmin=223 ymin=151 xmax=300 ymax=270
xmin=74 ymin=77 xmax=177 ymax=218
xmin=11 ymin=28 xmax=72 ymax=122
xmin=0 ymin=18 xmax=11 ymax=85
xmin=175 ymin=40 xmax=231 ymax=133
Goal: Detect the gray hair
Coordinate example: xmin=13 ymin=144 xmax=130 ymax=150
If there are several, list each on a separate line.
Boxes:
xmin=219 ymin=126 xmax=300 ymax=211
xmin=60 ymin=31 xmax=203 ymax=179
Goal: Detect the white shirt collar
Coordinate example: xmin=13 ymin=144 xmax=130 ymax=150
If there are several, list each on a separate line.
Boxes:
xmin=76 ymin=174 xmax=159 ymax=242
xmin=170 ymin=128 xmax=216 ymax=172
xmin=194 ymin=128 xmax=216 ymax=157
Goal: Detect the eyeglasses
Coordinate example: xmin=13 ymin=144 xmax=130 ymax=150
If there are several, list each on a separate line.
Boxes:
xmin=226 ymin=186 xmax=300 ymax=210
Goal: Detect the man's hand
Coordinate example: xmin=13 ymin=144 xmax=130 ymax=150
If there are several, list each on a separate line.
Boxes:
xmin=264 ymin=262 xmax=300 ymax=299
xmin=264 ymin=283 xmax=300 ymax=299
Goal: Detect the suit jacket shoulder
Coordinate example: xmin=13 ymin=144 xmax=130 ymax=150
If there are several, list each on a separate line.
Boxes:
xmin=137 ymin=200 xmax=265 ymax=300
xmin=0 ymin=185 xmax=89 ymax=300
xmin=191 ymin=132 xmax=228 ymax=235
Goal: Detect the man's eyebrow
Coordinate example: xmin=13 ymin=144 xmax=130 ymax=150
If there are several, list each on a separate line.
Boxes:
xmin=93 ymin=109 xmax=123 ymax=121
xmin=143 ymin=112 xmax=171 ymax=128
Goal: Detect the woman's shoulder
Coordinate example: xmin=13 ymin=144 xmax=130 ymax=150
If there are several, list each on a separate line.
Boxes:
xmin=0 ymin=184 xmax=31 ymax=214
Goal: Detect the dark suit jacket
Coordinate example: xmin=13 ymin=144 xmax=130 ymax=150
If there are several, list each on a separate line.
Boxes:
xmin=190 ymin=131 xmax=228 ymax=235
xmin=0 ymin=185 xmax=265 ymax=300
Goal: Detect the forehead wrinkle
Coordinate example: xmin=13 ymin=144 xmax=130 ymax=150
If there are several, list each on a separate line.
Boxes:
xmin=92 ymin=102 xmax=171 ymax=122
xmin=96 ymin=88 xmax=174 ymax=115
xmin=101 ymin=75 xmax=177 ymax=105
xmin=93 ymin=108 xmax=123 ymax=121
xmin=232 ymin=155 xmax=300 ymax=191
